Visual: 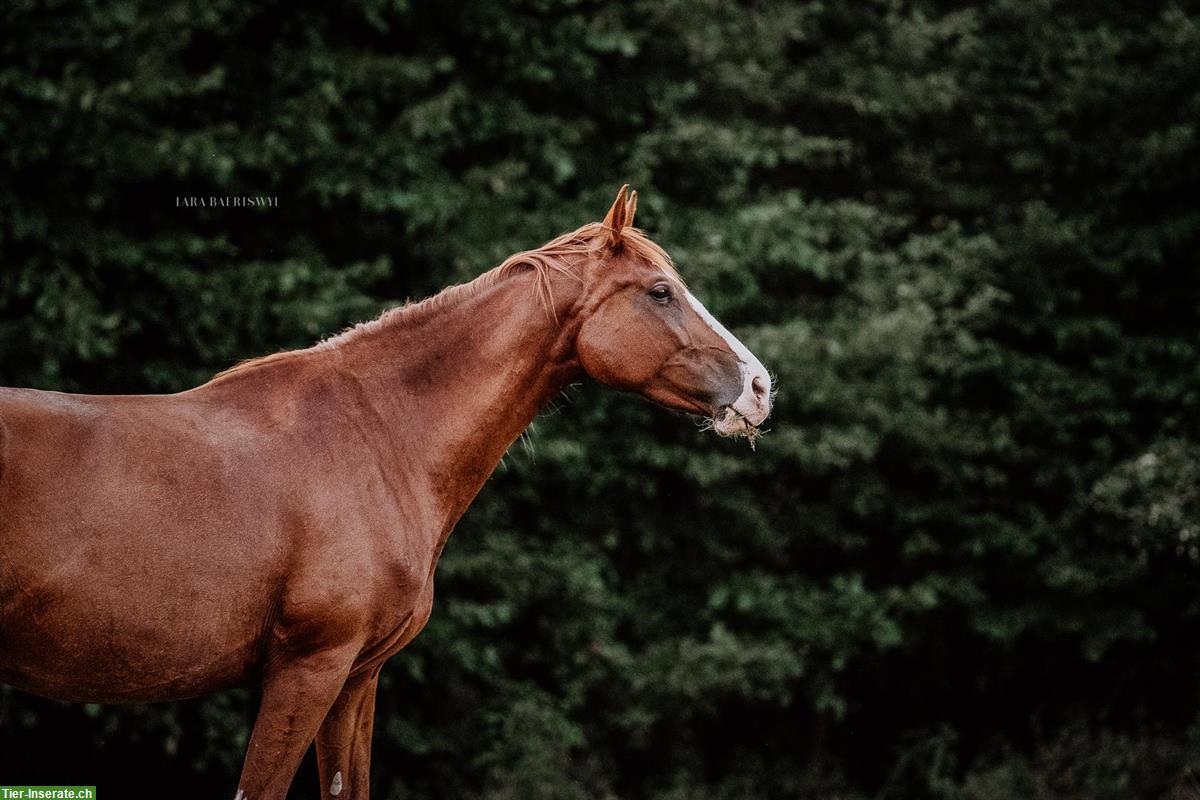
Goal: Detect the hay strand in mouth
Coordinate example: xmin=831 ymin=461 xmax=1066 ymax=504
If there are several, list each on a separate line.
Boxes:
xmin=701 ymin=409 xmax=764 ymax=450
xmin=744 ymin=424 xmax=762 ymax=451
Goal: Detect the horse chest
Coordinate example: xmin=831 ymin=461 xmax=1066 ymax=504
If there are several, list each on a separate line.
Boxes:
xmin=352 ymin=578 xmax=435 ymax=674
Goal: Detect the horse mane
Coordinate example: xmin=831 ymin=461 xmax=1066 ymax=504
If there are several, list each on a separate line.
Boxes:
xmin=210 ymin=221 xmax=679 ymax=383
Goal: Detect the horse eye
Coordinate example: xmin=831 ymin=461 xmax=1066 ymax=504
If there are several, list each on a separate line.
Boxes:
xmin=649 ymin=285 xmax=672 ymax=302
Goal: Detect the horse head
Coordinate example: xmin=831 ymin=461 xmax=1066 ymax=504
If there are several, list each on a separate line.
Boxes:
xmin=572 ymin=186 xmax=774 ymax=443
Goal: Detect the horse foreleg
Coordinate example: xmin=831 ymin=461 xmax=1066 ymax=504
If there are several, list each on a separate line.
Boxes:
xmin=234 ymin=647 xmax=357 ymax=800
xmin=315 ymin=669 xmax=379 ymax=799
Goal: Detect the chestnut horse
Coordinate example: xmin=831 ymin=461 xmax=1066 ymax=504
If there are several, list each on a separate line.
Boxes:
xmin=0 ymin=187 xmax=772 ymax=798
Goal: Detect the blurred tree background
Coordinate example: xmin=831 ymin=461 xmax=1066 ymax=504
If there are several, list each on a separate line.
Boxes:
xmin=2 ymin=0 xmax=1200 ymax=797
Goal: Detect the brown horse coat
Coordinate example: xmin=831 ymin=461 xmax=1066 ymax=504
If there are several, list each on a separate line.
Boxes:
xmin=0 ymin=188 xmax=772 ymax=798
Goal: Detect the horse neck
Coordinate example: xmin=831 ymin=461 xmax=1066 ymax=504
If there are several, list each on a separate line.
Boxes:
xmin=333 ymin=270 xmax=584 ymax=535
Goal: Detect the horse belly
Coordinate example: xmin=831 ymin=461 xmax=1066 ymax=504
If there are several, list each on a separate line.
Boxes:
xmin=0 ymin=583 xmax=269 ymax=703
xmin=0 ymin=503 xmax=281 ymax=702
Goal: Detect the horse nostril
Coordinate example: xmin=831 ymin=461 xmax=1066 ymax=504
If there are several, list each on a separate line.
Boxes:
xmin=751 ymin=375 xmax=768 ymax=402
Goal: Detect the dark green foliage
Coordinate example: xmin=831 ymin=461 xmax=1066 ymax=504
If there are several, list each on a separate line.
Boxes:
xmin=2 ymin=0 xmax=1199 ymax=797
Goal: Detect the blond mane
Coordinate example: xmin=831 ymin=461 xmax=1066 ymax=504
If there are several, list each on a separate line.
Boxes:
xmin=211 ymin=222 xmax=679 ymax=382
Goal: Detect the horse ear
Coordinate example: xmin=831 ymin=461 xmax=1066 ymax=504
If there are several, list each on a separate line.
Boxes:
xmin=602 ymin=184 xmax=629 ymax=246
xmin=625 ymin=190 xmax=637 ymax=228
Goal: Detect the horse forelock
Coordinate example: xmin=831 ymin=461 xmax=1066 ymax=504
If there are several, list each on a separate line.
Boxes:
xmin=211 ymin=222 xmax=679 ymax=382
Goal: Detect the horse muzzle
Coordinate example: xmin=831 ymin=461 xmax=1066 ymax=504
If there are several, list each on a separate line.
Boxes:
xmin=728 ymin=364 xmax=772 ymax=426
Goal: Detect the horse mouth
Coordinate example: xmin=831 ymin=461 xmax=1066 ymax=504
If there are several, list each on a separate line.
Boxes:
xmin=707 ymin=406 xmax=763 ymax=449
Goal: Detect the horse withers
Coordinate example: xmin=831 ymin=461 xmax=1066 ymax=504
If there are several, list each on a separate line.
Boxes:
xmin=0 ymin=187 xmax=773 ymax=798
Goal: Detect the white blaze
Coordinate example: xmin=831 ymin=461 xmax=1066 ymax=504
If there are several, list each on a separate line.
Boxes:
xmin=685 ymin=290 xmax=772 ymax=425
xmin=331 ymin=771 xmax=343 ymax=796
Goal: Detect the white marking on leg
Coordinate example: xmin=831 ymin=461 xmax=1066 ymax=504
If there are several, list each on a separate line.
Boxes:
xmin=330 ymin=771 xmax=343 ymax=796
xmin=235 ymin=791 xmax=245 ymax=800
